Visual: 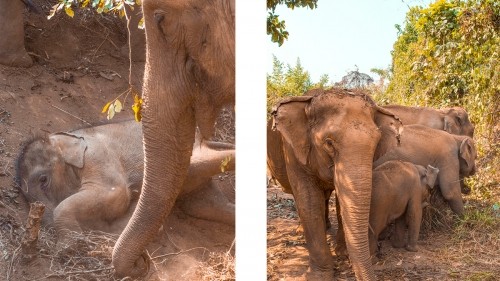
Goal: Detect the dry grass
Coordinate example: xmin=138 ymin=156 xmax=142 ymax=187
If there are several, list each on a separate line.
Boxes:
xmin=195 ymin=240 xmax=235 ymax=281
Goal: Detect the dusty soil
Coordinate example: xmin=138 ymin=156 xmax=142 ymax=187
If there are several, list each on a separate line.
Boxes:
xmin=0 ymin=3 xmax=234 ymax=281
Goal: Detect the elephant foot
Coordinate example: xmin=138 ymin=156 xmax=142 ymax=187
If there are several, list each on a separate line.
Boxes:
xmin=405 ymin=244 xmax=418 ymax=252
xmin=305 ymin=268 xmax=334 ymax=281
xmin=0 ymin=51 xmax=33 ymax=68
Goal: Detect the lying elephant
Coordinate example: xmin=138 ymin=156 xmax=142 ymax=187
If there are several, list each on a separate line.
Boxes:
xmin=15 ymin=120 xmax=235 ymax=241
xmin=369 ymin=161 xmax=439 ymax=255
xmin=374 ymin=124 xmax=477 ymax=216
xmin=382 ymin=104 xmax=474 ymax=138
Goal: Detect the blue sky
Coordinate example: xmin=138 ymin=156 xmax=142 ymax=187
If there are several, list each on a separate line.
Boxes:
xmin=267 ymin=0 xmax=432 ymax=83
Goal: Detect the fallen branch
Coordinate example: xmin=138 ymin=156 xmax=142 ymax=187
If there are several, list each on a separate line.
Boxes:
xmin=151 ymin=247 xmax=209 ymax=260
xmin=50 ymin=105 xmax=92 ymax=126
xmin=21 ymin=202 xmax=45 ymax=263
xmin=38 ymin=266 xmax=114 ymax=280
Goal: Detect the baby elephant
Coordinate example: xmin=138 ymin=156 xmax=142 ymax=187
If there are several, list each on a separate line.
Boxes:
xmin=369 ymin=160 xmax=439 ymax=255
xmin=15 ymin=120 xmax=235 ymax=241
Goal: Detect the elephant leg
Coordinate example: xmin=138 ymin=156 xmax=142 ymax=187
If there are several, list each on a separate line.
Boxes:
xmin=405 ymin=200 xmax=422 ymax=252
xmin=287 ymin=166 xmax=333 ymax=279
xmin=54 ymin=183 xmax=130 ymax=245
xmin=0 ymin=0 xmax=32 ymax=67
xmin=391 ymin=216 xmax=406 ymax=248
xmin=334 ymin=194 xmax=347 ymax=257
xmin=178 ymin=180 xmax=235 ymax=226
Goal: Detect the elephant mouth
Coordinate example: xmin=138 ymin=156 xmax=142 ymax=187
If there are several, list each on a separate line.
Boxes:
xmin=460 ymin=179 xmax=471 ymax=195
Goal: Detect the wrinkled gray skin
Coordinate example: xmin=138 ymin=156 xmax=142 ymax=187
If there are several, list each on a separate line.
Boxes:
xmin=383 ymin=105 xmax=474 ymax=138
xmin=112 ymin=0 xmax=235 ymax=277
xmin=374 ymin=124 xmax=477 ymax=216
xmin=0 ymin=0 xmax=33 ymax=67
xmin=15 ymin=120 xmax=235 ymax=242
xmin=369 ymin=161 xmax=439 ymax=255
xmin=267 ymin=88 xmax=402 ymax=281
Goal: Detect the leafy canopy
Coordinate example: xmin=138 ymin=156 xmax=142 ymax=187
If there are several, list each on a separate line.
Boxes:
xmin=267 ymin=55 xmax=329 ymax=116
xmin=267 ymin=0 xmax=318 ymax=46
xmin=384 ymin=0 xmax=499 ymax=137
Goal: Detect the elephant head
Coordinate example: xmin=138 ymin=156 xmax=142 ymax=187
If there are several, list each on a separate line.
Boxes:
xmin=416 ymin=164 xmax=439 ymax=204
xmin=457 ymin=136 xmax=477 ymax=194
xmin=442 ymin=107 xmax=475 ymax=138
xmin=272 ymin=88 xmax=401 ymax=280
xmin=15 ymin=133 xmax=86 ymax=224
xmin=112 ymin=0 xmax=235 ymax=278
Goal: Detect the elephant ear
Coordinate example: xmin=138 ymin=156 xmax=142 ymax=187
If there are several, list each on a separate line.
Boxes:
xmin=49 ymin=133 xmax=87 ymax=168
xmin=443 ymin=108 xmax=460 ymax=134
xmin=459 ymin=137 xmax=476 ymax=170
xmin=424 ymin=165 xmax=439 ymax=188
xmin=272 ymin=96 xmax=313 ymax=166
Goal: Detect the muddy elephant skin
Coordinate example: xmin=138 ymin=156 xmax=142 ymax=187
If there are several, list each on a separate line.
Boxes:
xmin=369 ymin=161 xmax=439 ymax=254
xmin=15 ymin=120 xmax=235 ymax=240
xmin=111 ymin=0 xmax=235 ymax=277
xmin=0 ymin=0 xmax=33 ymax=67
xmin=382 ymin=105 xmax=474 ymax=138
xmin=267 ymin=88 xmax=402 ymax=281
xmin=374 ymin=124 xmax=477 ymax=216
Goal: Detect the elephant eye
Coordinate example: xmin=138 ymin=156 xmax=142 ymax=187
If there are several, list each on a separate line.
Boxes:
xmin=39 ymin=175 xmax=49 ymax=189
xmin=324 ymin=138 xmax=335 ymax=153
xmin=455 ymin=116 xmax=462 ymax=125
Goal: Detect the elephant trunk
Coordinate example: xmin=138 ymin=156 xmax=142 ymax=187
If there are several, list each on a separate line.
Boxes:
xmin=335 ymin=144 xmax=376 ymax=281
xmin=112 ymin=80 xmax=197 ymax=278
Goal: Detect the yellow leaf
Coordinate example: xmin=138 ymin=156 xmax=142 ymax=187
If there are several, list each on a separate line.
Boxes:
xmin=107 ymin=105 xmax=115 ymax=120
xmin=220 ymin=156 xmax=231 ymax=172
xmin=81 ymin=0 xmax=90 ymax=8
xmin=132 ymin=94 xmax=143 ymax=122
xmin=101 ymin=101 xmax=112 ymax=113
xmin=138 ymin=17 xmax=145 ymax=30
xmin=135 ymin=0 xmax=142 ymax=6
xmin=114 ymin=99 xmax=123 ymax=113
xmin=64 ymin=6 xmax=74 ymax=18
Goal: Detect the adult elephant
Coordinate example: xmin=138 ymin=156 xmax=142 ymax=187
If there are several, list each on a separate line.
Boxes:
xmin=382 ymin=104 xmax=474 ymax=137
xmin=268 ymin=88 xmax=401 ymax=281
xmin=112 ymin=0 xmax=235 ymax=278
xmin=0 ymin=0 xmax=33 ymax=67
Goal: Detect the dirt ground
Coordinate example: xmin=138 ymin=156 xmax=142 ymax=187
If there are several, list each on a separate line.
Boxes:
xmin=0 ymin=3 xmax=234 ymax=281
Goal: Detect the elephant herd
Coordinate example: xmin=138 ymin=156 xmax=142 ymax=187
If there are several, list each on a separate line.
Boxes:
xmin=267 ymin=87 xmax=476 ymax=280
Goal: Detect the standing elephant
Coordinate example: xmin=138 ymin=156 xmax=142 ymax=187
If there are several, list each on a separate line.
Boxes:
xmin=374 ymin=124 xmax=477 ymax=216
xmin=369 ymin=161 xmax=439 ymax=255
xmin=112 ymin=0 xmax=235 ymax=278
xmin=382 ymin=105 xmax=474 ymax=137
xmin=267 ymin=88 xmax=402 ymax=281
xmin=0 ymin=0 xmax=33 ymax=67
